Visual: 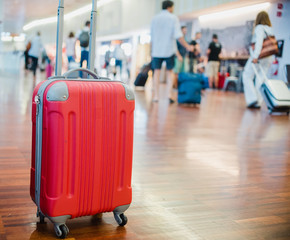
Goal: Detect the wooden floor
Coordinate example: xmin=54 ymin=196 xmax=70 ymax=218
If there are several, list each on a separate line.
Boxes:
xmin=0 ymin=62 xmax=290 ymax=240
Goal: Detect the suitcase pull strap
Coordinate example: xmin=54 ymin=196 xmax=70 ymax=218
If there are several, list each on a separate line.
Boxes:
xmin=63 ymin=68 xmax=99 ymax=79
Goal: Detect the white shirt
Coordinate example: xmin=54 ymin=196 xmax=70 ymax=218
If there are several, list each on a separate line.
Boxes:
xmin=66 ymin=37 xmax=76 ymax=56
xmin=28 ymin=35 xmax=43 ymax=58
xmin=150 ymin=10 xmax=183 ymax=58
xmin=113 ymin=45 xmax=125 ymax=60
xmin=251 ymin=24 xmax=273 ymax=59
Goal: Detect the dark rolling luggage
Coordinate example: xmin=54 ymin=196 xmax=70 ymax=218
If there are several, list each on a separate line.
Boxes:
xmin=178 ymin=72 xmax=202 ymax=104
xmin=134 ymin=72 xmax=148 ymax=87
xmin=134 ymin=62 xmax=151 ymax=87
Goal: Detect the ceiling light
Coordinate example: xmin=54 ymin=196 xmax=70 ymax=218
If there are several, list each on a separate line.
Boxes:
xmin=23 ymin=0 xmax=115 ymax=31
xmin=199 ymin=2 xmax=271 ymax=22
xmin=14 ymin=34 xmax=26 ymax=42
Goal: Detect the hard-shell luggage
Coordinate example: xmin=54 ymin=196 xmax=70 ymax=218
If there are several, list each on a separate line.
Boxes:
xmin=134 ymin=72 xmax=148 ymax=87
xmin=178 ymin=72 xmax=202 ymax=104
xmin=134 ymin=62 xmax=151 ymax=87
xmin=30 ymin=1 xmax=135 ymax=239
xmin=252 ymin=63 xmax=290 ymax=115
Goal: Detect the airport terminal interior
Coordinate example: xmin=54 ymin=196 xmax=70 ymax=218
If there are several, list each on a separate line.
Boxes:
xmin=0 ymin=0 xmax=290 ymax=239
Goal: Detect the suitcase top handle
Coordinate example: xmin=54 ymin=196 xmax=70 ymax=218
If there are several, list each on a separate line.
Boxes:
xmin=55 ymin=0 xmax=97 ymax=76
xmin=63 ymin=68 xmax=99 ymax=79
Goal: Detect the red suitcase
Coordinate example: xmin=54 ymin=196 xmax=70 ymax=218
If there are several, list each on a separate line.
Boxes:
xmin=30 ymin=1 xmax=134 ymax=238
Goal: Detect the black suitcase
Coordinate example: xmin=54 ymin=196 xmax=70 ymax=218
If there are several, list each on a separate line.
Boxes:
xmin=134 ymin=72 xmax=148 ymax=87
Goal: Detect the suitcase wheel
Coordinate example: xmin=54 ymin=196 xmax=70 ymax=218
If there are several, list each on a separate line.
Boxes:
xmin=113 ymin=212 xmax=128 ymax=227
xmin=39 ymin=212 xmax=45 ymax=224
xmin=54 ymin=224 xmax=69 ymax=239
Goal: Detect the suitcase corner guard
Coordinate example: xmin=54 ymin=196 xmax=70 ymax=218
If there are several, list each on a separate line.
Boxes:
xmin=46 ymin=82 xmax=69 ymax=101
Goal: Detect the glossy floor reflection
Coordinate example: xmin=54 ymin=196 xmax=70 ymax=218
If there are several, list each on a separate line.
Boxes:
xmin=0 ymin=54 xmax=290 ymax=240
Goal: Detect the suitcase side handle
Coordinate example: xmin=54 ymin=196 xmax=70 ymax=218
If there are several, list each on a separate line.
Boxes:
xmin=63 ymin=68 xmax=99 ymax=79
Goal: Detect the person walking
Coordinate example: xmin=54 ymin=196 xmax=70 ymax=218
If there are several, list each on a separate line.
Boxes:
xmin=150 ymin=0 xmax=193 ymax=103
xmin=77 ymin=21 xmax=90 ymax=77
xmin=242 ymin=11 xmax=274 ymax=109
xmin=66 ymin=32 xmax=76 ymax=63
xmin=189 ymin=32 xmax=202 ymax=73
xmin=173 ymin=26 xmax=188 ymax=88
xmin=28 ymin=31 xmax=43 ymax=83
xmin=206 ymin=34 xmax=222 ymax=88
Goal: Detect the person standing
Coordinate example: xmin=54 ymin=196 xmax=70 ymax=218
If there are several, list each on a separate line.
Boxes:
xmin=66 ymin=32 xmax=76 ymax=63
xmin=113 ymin=43 xmax=125 ymax=76
xmin=150 ymin=0 xmax=193 ymax=103
xmin=242 ymin=11 xmax=274 ymax=109
xmin=28 ymin=31 xmax=43 ymax=83
xmin=189 ymin=32 xmax=202 ymax=73
xmin=207 ymin=34 xmax=222 ymax=88
xmin=173 ymin=26 xmax=188 ymax=88
xmin=77 ymin=21 xmax=90 ymax=77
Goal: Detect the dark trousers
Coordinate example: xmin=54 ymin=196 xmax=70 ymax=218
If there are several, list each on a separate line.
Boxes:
xmin=30 ymin=56 xmax=38 ymax=76
xmin=80 ymin=50 xmax=89 ymax=77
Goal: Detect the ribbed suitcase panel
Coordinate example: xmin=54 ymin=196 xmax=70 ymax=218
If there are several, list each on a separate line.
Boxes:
xmin=38 ymin=81 xmax=133 ymax=218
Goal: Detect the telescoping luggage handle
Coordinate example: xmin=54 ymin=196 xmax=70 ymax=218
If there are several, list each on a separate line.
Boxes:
xmin=55 ymin=0 xmax=97 ymax=76
xmin=252 ymin=63 xmax=269 ymax=84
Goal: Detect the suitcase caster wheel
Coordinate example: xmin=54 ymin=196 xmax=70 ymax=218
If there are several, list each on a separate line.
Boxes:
xmin=54 ymin=224 xmax=69 ymax=239
xmin=114 ymin=213 xmax=128 ymax=226
xmin=39 ymin=212 xmax=45 ymax=224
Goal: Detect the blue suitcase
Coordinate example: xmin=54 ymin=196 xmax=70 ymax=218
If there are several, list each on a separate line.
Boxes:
xmin=178 ymin=73 xmax=202 ymax=104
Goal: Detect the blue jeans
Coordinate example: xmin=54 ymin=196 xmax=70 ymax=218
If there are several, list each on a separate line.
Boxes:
xmin=80 ymin=50 xmax=89 ymax=77
xmin=67 ymin=56 xmax=75 ymax=63
xmin=115 ymin=59 xmax=122 ymax=72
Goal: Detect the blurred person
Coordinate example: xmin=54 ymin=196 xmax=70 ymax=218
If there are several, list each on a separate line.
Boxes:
xmin=242 ymin=11 xmax=274 ymax=109
xmin=28 ymin=31 xmax=43 ymax=82
xmin=206 ymin=34 xmax=222 ymax=88
xmin=66 ymin=32 xmax=76 ymax=63
xmin=77 ymin=21 xmax=90 ymax=77
xmin=113 ymin=43 xmax=125 ymax=75
xmin=104 ymin=48 xmax=111 ymax=76
xmin=189 ymin=32 xmax=202 ymax=73
xmin=24 ymin=41 xmax=31 ymax=70
xmin=150 ymin=0 xmax=193 ymax=103
xmin=173 ymin=26 xmax=188 ymax=88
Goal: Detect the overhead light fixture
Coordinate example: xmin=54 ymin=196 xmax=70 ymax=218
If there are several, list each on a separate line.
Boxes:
xmin=199 ymin=2 xmax=271 ymax=22
xmin=1 ymin=32 xmax=13 ymax=42
xmin=23 ymin=0 xmax=115 ymax=31
xmin=14 ymin=34 xmax=26 ymax=42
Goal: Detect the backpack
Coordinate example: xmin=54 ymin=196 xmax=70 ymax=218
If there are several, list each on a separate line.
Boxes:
xmin=79 ymin=31 xmax=89 ymax=48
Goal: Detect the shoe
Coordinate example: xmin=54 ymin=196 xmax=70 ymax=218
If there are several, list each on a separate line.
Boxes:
xmin=247 ymin=101 xmax=260 ymax=109
xmin=152 ymin=99 xmax=159 ymax=103
xmin=169 ymin=98 xmax=175 ymax=104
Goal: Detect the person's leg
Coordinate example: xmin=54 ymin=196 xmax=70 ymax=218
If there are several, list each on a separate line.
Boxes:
xmin=80 ymin=50 xmax=85 ymax=77
xmin=166 ymin=70 xmax=175 ymax=101
xmin=208 ymin=62 xmax=214 ymax=88
xmin=166 ymin=55 xmax=176 ymax=103
xmin=255 ymin=56 xmax=273 ymax=106
xmin=152 ymin=69 xmax=161 ymax=101
xmin=151 ymin=57 xmax=162 ymax=102
xmin=214 ymin=62 xmax=220 ymax=88
xmin=31 ymin=57 xmax=38 ymax=83
xmin=189 ymin=58 xmax=193 ymax=73
xmin=242 ymin=58 xmax=258 ymax=106
xmin=173 ymin=57 xmax=180 ymax=89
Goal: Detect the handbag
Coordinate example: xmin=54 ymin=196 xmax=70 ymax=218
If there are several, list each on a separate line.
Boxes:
xmin=251 ymin=30 xmax=278 ymax=59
